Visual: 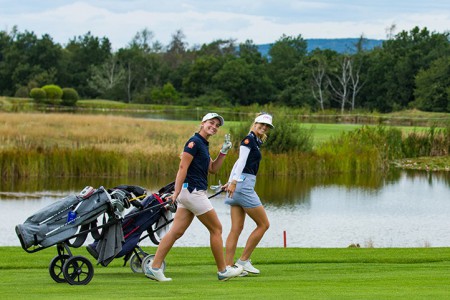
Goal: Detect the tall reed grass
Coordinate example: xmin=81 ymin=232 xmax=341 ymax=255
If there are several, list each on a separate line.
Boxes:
xmin=0 ymin=112 xmax=448 ymax=178
xmin=0 ymin=147 xmax=185 ymax=178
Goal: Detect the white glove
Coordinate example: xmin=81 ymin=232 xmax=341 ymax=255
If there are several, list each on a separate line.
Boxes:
xmin=220 ymin=134 xmax=232 ymax=154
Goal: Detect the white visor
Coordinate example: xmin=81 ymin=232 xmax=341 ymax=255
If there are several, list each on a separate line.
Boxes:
xmin=254 ymin=114 xmax=274 ymax=128
xmin=202 ymin=113 xmax=224 ymax=126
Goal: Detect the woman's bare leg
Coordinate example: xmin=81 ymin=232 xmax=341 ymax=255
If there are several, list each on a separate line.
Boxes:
xmin=225 ymin=205 xmax=245 ymax=265
xmin=240 ymin=206 xmax=269 ymax=261
xmin=197 ymin=209 xmax=226 ymax=271
xmin=152 ymin=207 xmax=194 ymax=268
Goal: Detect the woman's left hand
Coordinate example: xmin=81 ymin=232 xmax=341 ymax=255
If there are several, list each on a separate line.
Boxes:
xmin=225 ymin=182 xmax=236 ymax=198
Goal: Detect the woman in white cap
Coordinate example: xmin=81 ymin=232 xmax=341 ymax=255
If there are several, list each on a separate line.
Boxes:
xmin=145 ymin=112 xmax=243 ymax=282
xmin=224 ymin=112 xmax=274 ymax=276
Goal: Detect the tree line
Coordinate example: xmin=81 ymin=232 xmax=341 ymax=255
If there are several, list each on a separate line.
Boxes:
xmin=1 ymin=25 xmax=449 ymax=113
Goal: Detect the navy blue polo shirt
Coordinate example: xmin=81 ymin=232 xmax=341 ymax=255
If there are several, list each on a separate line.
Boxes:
xmin=241 ymin=131 xmax=262 ymax=175
xmin=183 ymin=133 xmax=210 ymax=192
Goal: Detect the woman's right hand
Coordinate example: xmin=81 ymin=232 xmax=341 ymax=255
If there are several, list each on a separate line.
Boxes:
xmin=168 ymin=194 xmax=178 ymax=204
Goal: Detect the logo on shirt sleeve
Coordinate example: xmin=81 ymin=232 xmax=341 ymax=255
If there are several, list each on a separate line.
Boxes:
xmin=244 ymin=139 xmax=250 ymax=145
xmin=188 ymin=141 xmax=195 ymax=148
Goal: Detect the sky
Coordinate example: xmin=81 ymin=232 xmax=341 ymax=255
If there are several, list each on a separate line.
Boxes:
xmin=1 ymin=0 xmax=449 ymax=49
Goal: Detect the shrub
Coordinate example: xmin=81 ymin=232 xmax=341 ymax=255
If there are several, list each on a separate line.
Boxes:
xmin=42 ymin=84 xmax=63 ymax=105
xmin=15 ymin=86 xmax=29 ymax=98
xmin=230 ymin=112 xmax=314 ymax=153
xmin=61 ymin=88 xmax=79 ymax=106
xmin=150 ymin=83 xmax=180 ymax=105
xmin=338 ymin=126 xmax=403 ymax=160
xmin=29 ymin=88 xmax=47 ymax=103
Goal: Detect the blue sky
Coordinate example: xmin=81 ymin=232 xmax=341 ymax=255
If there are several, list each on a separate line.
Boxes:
xmin=1 ymin=0 xmax=449 ymax=49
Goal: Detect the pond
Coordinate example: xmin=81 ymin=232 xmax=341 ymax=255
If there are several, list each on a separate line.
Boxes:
xmin=1 ymin=169 xmax=449 ymax=248
xmin=57 ymin=106 xmax=439 ymax=126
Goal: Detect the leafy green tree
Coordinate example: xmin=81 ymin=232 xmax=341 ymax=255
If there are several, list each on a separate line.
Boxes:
xmin=0 ymin=27 xmax=61 ymax=96
xmin=182 ymin=55 xmax=224 ymax=97
xmin=212 ymin=58 xmax=254 ymax=105
xmin=88 ymin=54 xmax=125 ymax=100
xmin=116 ymin=28 xmax=164 ymax=103
xmin=230 ymin=40 xmax=275 ymax=105
xmin=268 ymin=34 xmax=308 ymax=89
xmin=413 ymin=56 xmax=450 ymax=112
xmin=238 ymin=39 xmax=267 ymax=65
xmin=161 ymin=29 xmax=192 ymax=91
xmin=362 ymin=26 xmax=450 ymax=112
xmin=59 ymin=32 xmax=112 ymax=97
xmin=150 ymin=82 xmax=179 ymax=104
xmin=196 ymin=39 xmax=237 ymax=57
xmin=268 ymin=34 xmax=309 ymax=106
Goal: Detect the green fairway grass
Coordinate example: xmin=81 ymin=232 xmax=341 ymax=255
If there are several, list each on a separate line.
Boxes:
xmin=300 ymin=123 xmax=431 ymax=146
xmin=1 ymin=246 xmax=449 ymax=299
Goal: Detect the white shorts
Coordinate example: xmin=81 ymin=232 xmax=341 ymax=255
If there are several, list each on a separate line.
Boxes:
xmin=176 ymin=189 xmax=213 ymax=216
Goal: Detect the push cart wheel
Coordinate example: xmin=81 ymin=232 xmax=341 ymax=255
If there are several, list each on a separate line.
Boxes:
xmin=62 ymin=255 xmax=94 ymax=285
xmin=49 ymin=254 xmax=70 ymax=283
xmin=141 ymin=254 xmax=166 ymax=274
xmin=130 ymin=251 xmax=148 ymax=273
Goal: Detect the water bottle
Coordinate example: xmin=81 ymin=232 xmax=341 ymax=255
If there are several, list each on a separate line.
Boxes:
xmin=67 ymin=210 xmax=77 ymax=223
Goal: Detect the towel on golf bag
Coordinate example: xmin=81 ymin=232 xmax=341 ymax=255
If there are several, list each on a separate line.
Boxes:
xmin=155 ymin=209 xmax=172 ymax=239
xmin=87 ymin=192 xmax=173 ymax=265
xmin=15 ymin=186 xmax=112 ymax=249
xmin=95 ymin=221 xmax=124 ymax=267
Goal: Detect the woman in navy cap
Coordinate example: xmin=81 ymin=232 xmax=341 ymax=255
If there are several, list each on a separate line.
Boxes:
xmin=224 ymin=112 xmax=274 ymax=276
xmin=146 ymin=113 xmax=243 ymax=282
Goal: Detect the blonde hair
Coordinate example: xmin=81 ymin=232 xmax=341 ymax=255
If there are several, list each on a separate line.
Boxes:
xmin=250 ymin=112 xmax=271 ymax=142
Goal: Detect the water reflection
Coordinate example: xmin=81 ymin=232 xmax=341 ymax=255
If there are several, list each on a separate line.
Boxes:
xmin=254 ymin=171 xmax=392 ymax=207
xmin=60 ymin=107 xmax=436 ymax=126
xmin=70 ymin=107 xmax=253 ymax=123
xmin=0 ymin=176 xmax=175 ymax=197
xmin=1 ymin=170 xmax=449 ymax=247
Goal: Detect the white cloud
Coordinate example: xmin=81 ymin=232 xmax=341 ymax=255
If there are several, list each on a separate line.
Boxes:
xmin=0 ymin=0 xmax=449 ymax=49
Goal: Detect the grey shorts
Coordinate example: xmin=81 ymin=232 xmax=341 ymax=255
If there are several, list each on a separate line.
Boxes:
xmin=225 ymin=173 xmax=262 ymax=208
xmin=176 ymin=188 xmax=214 ymax=216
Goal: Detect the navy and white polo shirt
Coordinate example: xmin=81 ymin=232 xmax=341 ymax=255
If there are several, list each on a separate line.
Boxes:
xmin=183 ymin=132 xmax=210 ymax=192
xmin=241 ymin=131 xmax=262 ymax=175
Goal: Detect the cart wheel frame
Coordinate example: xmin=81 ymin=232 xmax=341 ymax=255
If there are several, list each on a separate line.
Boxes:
xmin=62 ymin=255 xmax=94 ymax=285
xmin=129 ymin=251 xmax=149 ymax=273
xmin=49 ymin=254 xmax=70 ymax=283
xmin=141 ymin=254 xmax=166 ymax=274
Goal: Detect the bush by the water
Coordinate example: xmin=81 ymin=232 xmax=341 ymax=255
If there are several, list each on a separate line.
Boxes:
xmin=29 ymin=88 xmax=46 ymax=102
xmin=42 ymin=85 xmax=63 ymax=105
xmin=316 ymin=125 xmax=449 ymax=173
xmin=61 ymin=88 xmax=79 ymax=106
xmin=402 ymin=125 xmax=450 ymax=157
xmin=14 ymin=86 xmax=29 ymax=98
xmin=230 ymin=112 xmax=314 ymax=153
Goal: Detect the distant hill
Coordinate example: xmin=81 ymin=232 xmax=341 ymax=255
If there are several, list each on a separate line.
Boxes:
xmin=257 ymin=38 xmax=384 ymax=56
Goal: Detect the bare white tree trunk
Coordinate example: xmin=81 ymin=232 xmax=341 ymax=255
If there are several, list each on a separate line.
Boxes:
xmin=328 ymin=56 xmax=351 ymax=114
xmin=348 ymin=59 xmax=365 ymax=111
xmin=88 ymin=56 xmax=125 ymax=97
xmin=108 ymin=60 xmax=116 ymax=89
xmin=311 ymin=60 xmax=328 ymax=111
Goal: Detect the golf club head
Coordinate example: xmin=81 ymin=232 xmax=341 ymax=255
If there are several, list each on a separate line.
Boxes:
xmin=209 ymin=180 xmax=222 ymax=192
